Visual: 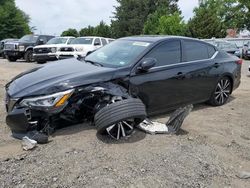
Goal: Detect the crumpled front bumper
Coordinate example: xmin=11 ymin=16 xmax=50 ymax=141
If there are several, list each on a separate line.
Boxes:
xmin=6 ymin=108 xmax=33 ymax=133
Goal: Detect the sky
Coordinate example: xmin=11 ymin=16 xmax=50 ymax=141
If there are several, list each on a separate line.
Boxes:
xmin=15 ymin=0 xmax=199 ymax=36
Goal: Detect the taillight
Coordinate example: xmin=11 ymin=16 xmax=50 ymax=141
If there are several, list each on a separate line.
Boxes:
xmin=236 ymin=59 xmax=243 ymax=65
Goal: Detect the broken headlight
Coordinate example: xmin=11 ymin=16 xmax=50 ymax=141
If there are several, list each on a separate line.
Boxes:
xmin=19 ymin=89 xmax=74 ymax=108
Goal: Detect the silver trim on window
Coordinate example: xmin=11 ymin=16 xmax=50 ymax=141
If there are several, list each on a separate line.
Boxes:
xmin=150 ymin=51 xmax=219 ymax=70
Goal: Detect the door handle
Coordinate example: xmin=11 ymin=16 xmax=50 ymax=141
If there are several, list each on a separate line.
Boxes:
xmin=213 ymin=63 xmax=220 ymax=68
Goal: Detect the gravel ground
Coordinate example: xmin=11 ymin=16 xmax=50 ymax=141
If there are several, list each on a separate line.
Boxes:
xmin=0 ymin=59 xmax=249 ymax=188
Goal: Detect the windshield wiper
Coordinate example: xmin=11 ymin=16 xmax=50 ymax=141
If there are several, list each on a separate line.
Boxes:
xmin=85 ymin=60 xmax=103 ymax=67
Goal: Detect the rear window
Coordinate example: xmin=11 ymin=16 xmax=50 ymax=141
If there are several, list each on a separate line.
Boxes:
xmin=101 ymin=38 xmax=107 ymax=45
xmin=208 ymin=45 xmax=216 ymax=58
xmin=184 ymin=40 xmax=213 ymax=61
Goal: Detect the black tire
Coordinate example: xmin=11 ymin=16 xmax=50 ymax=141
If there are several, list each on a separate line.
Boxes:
xmin=36 ymin=60 xmax=46 ymax=64
xmin=94 ymin=98 xmax=147 ymax=139
xmin=24 ymin=50 xmax=34 ymax=62
xmin=7 ymin=56 xmax=17 ymax=62
xmin=208 ymin=77 xmax=232 ymax=106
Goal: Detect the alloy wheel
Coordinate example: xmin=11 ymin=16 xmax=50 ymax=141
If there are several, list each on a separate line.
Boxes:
xmin=105 ymin=97 xmax=135 ymax=140
xmin=214 ymin=78 xmax=231 ymax=105
xmin=106 ymin=119 xmax=135 ymax=140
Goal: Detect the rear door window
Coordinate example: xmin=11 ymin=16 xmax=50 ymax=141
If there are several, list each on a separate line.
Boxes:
xmin=94 ymin=38 xmax=101 ymax=45
xmin=207 ymin=45 xmax=216 ymax=58
xmin=184 ymin=40 xmax=209 ymax=61
xmin=101 ymin=38 xmax=108 ymax=46
xmin=145 ymin=40 xmax=181 ymax=67
xmin=67 ymin=38 xmax=74 ymax=44
xmin=39 ymin=36 xmax=48 ymax=43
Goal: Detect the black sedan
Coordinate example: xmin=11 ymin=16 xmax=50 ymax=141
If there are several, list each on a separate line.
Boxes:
xmin=5 ymin=36 xmax=242 ymax=140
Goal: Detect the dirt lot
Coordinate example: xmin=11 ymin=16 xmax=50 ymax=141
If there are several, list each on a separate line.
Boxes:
xmin=0 ymin=59 xmax=249 ymax=188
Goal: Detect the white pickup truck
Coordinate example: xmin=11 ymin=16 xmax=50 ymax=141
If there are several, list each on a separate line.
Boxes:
xmin=56 ymin=36 xmax=110 ymax=59
xmin=33 ymin=36 xmax=75 ymax=63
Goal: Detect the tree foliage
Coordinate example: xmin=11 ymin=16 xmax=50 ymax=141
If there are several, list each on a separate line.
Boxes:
xmin=187 ymin=0 xmax=250 ymax=38
xmin=187 ymin=1 xmax=226 ymax=38
xmin=158 ymin=13 xmax=186 ymax=35
xmin=79 ymin=26 xmax=95 ymax=37
xmin=143 ymin=7 xmax=186 ymax=36
xmin=92 ymin=21 xmax=112 ymax=37
xmin=63 ymin=21 xmax=112 ymax=38
xmin=0 ymin=0 xmax=31 ymax=40
xmin=61 ymin=28 xmax=79 ymax=37
xmin=111 ymin=0 xmax=179 ymax=38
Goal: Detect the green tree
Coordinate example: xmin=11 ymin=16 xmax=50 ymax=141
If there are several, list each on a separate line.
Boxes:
xmin=187 ymin=0 xmax=250 ymax=38
xmin=94 ymin=21 xmax=112 ymax=37
xmin=61 ymin=28 xmax=79 ymax=37
xmin=187 ymin=1 xmax=226 ymax=38
xmin=143 ymin=7 xmax=186 ymax=36
xmin=79 ymin=26 xmax=95 ymax=36
xmin=158 ymin=12 xmax=186 ymax=35
xmin=236 ymin=0 xmax=250 ymax=30
xmin=0 ymin=0 xmax=31 ymax=40
xmin=111 ymin=0 xmax=179 ymax=38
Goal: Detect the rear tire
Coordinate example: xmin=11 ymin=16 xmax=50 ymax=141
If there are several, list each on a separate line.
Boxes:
xmin=7 ymin=56 xmax=17 ymax=62
xmin=36 ymin=60 xmax=46 ymax=64
xmin=208 ymin=77 xmax=232 ymax=106
xmin=94 ymin=98 xmax=146 ymax=140
xmin=24 ymin=50 xmax=34 ymax=62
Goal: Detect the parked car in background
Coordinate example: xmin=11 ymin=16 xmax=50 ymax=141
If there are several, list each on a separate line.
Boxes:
xmin=206 ymin=40 xmax=239 ymax=54
xmin=0 ymin=39 xmax=18 ymax=58
xmin=4 ymin=34 xmax=54 ymax=62
xmin=215 ymin=41 xmax=239 ymax=55
xmin=56 ymin=36 xmax=106 ymax=59
xmin=5 ymin=36 xmax=241 ymax=140
xmin=33 ymin=36 xmax=75 ymax=63
xmin=106 ymin=38 xmax=115 ymax=43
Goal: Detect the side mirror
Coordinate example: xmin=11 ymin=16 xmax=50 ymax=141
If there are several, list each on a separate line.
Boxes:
xmin=137 ymin=58 xmax=156 ymax=72
xmin=38 ymin=39 xmax=44 ymax=45
xmin=94 ymin=42 xmax=100 ymax=46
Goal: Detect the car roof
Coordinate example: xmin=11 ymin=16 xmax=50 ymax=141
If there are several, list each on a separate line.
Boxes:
xmin=120 ymin=35 xmax=203 ymax=43
xmin=78 ymin=36 xmax=102 ymax=38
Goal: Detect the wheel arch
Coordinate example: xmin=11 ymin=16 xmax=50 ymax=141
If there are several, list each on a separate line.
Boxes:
xmin=25 ymin=46 xmax=34 ymax=52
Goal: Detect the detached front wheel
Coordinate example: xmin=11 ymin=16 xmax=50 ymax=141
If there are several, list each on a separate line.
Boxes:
xmin=94 ymin=98 xmax=146 ymax=140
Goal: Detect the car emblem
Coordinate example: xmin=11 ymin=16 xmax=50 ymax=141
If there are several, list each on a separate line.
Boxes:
xmin=39 ymin=49 xmax=42 ymax=52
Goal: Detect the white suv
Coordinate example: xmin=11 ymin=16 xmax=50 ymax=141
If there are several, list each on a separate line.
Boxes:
xmin=33 ymin=36 xmax=75 ymax=63
xmin=56 ymin=36 xmax=108 ymax=59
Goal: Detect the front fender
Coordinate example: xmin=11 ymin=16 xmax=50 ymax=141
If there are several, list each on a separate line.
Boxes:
xmin=25 ymin=46 xmax=34 ymax=51
xmin=82 ymin=82 xmax=130 ymax=98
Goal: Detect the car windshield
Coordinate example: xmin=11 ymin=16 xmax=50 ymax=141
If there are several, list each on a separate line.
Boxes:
xmin=85 ymin=40 xmax=151 ymax=68
xmin=70 ymin=38 xmax=93 ymax=45
xmin=19 ymin=35 xmax=38 ymax=43
xmin=47 ymin=37 xmax=68 ymax=44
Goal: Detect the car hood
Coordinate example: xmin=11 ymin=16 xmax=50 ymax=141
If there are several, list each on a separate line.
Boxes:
xmin=34 ymin=44 xmax=66 ymax=49
xmin=6 ymin=59 xmax=119 ymax=98
xmin=67 ymin=44 xmax=94 ymax=49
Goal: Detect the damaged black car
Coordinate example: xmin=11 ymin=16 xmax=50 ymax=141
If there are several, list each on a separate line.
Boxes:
xmin=5 ymin=36 xmax=242 ymax=140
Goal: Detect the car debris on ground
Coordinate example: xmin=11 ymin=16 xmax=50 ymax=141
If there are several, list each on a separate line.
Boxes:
xmin=22 ymin=136 xmax=37 ymax=151
xmin=236 ymin=171 xmax=250 ymax=179
xmin=13 ymin=130 xmax=49 ymax=144
xmin=137 ymin=105 xmax=193 ymax=135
